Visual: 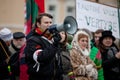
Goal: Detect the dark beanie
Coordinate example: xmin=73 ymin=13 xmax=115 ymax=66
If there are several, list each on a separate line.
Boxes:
xmin=13 ymin=32 xmax=25 ymax=39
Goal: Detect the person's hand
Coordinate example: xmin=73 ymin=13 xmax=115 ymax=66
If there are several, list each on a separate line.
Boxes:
xmin=115 ymin=51 xmax=120 ymax=59
xmin=78 ymin=65 xmax=86 ymax=75
xmin=53 ymin=32 xmax=61 ymax=47
xmin=87 ymin=68 xmax=98 ymax=80
xmin=53 ymin=33 xmax=61 ymax=43
xmin=86 ymin=64 xmax=93 ymax=72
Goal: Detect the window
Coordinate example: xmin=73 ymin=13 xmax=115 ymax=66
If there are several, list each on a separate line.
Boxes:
xmin=67 ymin=6 xmax=73 ymax=13
xmin=49 ymin=5 xmax=55 ymax=11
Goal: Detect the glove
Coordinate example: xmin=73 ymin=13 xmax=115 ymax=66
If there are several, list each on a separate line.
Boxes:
xmin=87 ymin=68 xmax=98 ymax=80
xmin=78 ymin=65 xmax=86 ymax=75
xmin=91 ymin=68 xmax=98 ymax=79
xmin=86 ymin=64 xmax=93 ymax=72
xmin=53 ymin=32 xmax=61 ymax=47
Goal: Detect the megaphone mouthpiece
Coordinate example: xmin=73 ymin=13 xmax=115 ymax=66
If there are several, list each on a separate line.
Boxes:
xmin=48 ymin=24 xmax=57 ymax=33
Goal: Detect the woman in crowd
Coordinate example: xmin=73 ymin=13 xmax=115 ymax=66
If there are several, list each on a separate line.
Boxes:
xmin=99 ymin=30 xmax=120 ymax=80
xmin=70 ymin=30 xmax=98 ymax=80
xmin=54 ymin=31 xmax=74 ymax=80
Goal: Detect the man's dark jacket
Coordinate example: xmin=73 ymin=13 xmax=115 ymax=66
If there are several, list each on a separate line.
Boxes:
xmin=24 ymin=31 xmax=62 ymax=80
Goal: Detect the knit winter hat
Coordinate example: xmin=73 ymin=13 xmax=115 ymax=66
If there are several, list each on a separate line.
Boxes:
xmin=0 ymin=28 xmax=13 ymax=41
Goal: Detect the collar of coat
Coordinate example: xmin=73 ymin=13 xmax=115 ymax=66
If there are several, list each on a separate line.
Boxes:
xmin=35 ymin=27 xmax=52 ymax=40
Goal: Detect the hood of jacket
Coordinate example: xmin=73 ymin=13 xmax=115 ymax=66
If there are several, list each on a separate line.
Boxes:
xmin=71 ymin=30 xmax=91 ymax=56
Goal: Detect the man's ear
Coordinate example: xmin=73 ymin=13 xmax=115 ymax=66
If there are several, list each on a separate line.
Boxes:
xmin=37 ymin=22 xmax=40 ymax=28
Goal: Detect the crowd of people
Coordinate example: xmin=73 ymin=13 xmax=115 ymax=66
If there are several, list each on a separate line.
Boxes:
xmin=0 ymin=13 xmax=120 ymax=80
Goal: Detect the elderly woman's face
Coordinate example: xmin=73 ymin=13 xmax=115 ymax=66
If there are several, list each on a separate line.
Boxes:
xmin=78 ymin=37 xmax=88 ymax=50
xmin=102 ymin=37 xmax=113 ymax=47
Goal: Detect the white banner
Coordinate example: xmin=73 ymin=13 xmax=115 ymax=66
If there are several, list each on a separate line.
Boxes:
xmin=76 ymin=0 xmax=120 ymax=38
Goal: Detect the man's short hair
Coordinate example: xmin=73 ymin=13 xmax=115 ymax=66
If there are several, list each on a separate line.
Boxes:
xmin=36 ymin=13 xmax=53 ymax=24
xmin=94 ymin=29 xmax=104 ymax=34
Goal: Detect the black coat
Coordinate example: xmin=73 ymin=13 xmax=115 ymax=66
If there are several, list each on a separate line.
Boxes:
xmin=24 ymin=31 xmax=63 ymax=80
xmin=101 ymin=44 xmax=120 ymax=80
xmin=0 ymin=38 xmax=10 ymax=79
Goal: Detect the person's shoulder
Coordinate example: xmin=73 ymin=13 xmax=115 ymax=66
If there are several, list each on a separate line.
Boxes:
xmin=110 ymin=44 xmax=119 ymax=52
xmin=0 ymin=38 xmax=3 ymax=42
xmin=0 ymin=38 xmax=7 ymax=46
xmin=69 ymin=48 xmax=78 ymax=55
xmin=26 ymin=30 xmax=35 ymax=39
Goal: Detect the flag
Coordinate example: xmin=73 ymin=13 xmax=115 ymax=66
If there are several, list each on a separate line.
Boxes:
xmin=24 ymin=0 xmax=45 ymax=35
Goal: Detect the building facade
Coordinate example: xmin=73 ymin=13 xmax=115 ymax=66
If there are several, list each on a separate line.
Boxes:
xmin=0 ymin=0 xmax=118 ymax=32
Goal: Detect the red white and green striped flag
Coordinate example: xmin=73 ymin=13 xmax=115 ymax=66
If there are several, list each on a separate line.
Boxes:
xmin=24 ymin=0 xmax=45 ymax=35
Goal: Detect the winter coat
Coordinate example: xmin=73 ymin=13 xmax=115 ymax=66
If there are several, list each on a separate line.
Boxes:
xmin=58 ymin=47 xmax=74 ymax=80
xmin=8 ymin=40 xmax=21 ymax=80
xmin=70 ymin=30 xmax=98 ymax=80
xmin=24 ymin=31 xmax=61 ymax=80
xmin=60 ymin=49 xmax=73 ymax=74
xmin=0 ymin=38 xmax=10 ymax=79
xmin=101 ymin=44 xmax=120 ymax=80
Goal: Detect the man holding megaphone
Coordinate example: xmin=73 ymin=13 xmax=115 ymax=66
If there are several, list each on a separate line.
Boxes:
xmin=24 ymin=13 xmax=77 ymax=80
